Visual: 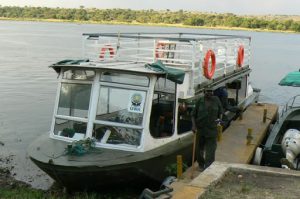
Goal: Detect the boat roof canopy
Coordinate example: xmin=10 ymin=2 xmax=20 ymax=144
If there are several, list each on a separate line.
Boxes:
xmin=50 ymin=59 xmax=161 ymax=74
xmin=279 ymin=71 xmax=300 ymax=87
xmin=83 ymin=32 xmax=251 ymax=41
xmin=50 ymin=59 xmax=185 ymax=84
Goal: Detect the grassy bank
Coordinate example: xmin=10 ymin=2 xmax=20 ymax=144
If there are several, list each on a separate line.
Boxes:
xmin=0 ymin=168 xmax=137 ymax=199
xmin=0 ymin=17 xmax=297 ymax=34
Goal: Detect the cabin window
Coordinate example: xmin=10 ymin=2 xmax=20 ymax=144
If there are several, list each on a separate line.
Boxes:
xmin=54 ymin=83 xmax=92 ymax=139
xmin=150 ymin=77 xmax=176 ymax=138
xmin=177 ymin=102 xmax=193 ymax=134
xmin=100 ymin=72 xmax=149 ymax=87
xmin=93 ymin=86 xmax=145 ymax=146
xmin=57 ymin=83 xmax=91 ymax=118
xmin=92 ymin=124 xmax=141 ymax=146
xmin=62 ymin=69 xmax=95 ymax=81
xmin=54 ymin=119 xmax=86 ymax=139
xmin=96 ymin=86 xmax=145 ymax=126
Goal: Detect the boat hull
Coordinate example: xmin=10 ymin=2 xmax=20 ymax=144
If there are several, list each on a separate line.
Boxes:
xmin=31 ymin=158 xmax=158 ymax=190
xmin=28 ymin=134 xmax=193 ymax=190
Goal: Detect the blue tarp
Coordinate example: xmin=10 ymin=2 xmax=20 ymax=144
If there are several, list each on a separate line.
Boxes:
xmin=279 ymin=71 xmax=300 ymax=87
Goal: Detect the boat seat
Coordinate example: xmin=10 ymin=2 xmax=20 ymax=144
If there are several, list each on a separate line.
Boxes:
xmin=93 ymin=126 xmax=106 ymax=141
xmin=228 ymin=98 xmax=237 ymax=106
xmin=177 ymin=119 xmax=192 ymax=134
xmin=74 ymin=123 xmax=87 ymax=134
xmin=72 ymin=133 xmax=85 ymax=140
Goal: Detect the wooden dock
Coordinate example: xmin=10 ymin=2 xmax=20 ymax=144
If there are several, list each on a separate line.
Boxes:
xmin=170 ymin=103 xmax=278 ymax=199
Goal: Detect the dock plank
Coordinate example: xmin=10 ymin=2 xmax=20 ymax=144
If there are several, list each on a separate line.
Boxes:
xmin=171 ymin=186 xmax=203 ymax=199
xmin=216 ymin=103 xmax=278 ymax=164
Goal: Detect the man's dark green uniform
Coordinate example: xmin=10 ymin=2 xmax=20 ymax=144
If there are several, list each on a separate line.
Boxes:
xmin=192 ymin=94 xmax=223 ymax=169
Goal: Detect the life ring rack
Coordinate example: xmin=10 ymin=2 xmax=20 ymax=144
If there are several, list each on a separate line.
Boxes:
xmin=202 ymin=49 xmax=216 ymax=80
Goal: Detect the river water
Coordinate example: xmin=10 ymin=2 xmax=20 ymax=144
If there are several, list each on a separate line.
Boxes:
xmin=0 ymin=21 xmax=299 ymax=189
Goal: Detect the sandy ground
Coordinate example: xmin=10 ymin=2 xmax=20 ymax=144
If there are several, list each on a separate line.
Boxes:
xmin=200 ymin=170 xmax=300 ymax=199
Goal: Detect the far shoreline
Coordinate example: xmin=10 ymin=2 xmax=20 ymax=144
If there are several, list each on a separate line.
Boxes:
xmin=0 ymin=17 xmax=298 ymax=34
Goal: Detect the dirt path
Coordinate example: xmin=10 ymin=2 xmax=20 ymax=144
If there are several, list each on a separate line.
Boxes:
xmin=201 ymin=170 xmax=300 ymax=199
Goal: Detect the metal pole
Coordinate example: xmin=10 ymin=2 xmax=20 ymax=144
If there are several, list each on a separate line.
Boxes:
xmin=191 ymin=133 xmax=197 ymax=179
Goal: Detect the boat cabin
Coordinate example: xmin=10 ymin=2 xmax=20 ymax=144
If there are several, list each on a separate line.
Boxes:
xmin=49 ymin=33 xmax=254 ymax=152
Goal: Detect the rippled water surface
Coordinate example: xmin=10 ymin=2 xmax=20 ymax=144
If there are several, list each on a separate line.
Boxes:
xmin=0 ymin=21 xmax=299 ymax=189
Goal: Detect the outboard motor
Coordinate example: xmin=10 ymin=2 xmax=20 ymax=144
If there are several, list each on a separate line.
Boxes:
xmin=281 ymin=129 xmax=300 ymax=169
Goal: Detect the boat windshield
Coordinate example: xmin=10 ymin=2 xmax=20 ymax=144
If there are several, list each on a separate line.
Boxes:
xmin=53 ymin=69 xmax=95 ymax=140
xmin=92 ymin=72 xmax=149 ymax=147
xmin=284 ymin=95 xmax=300 ymax=112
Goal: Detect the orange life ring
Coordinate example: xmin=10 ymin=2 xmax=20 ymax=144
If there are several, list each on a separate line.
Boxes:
xmin=155 ymin=42 xmax=166 ymax=58
xmin=99 ymin=45 xmax=115 ymax=60
xmin=236 ymin=45 xmax=244 ymax=67
xmin=202 ymin=50 xmax=216 ymax=80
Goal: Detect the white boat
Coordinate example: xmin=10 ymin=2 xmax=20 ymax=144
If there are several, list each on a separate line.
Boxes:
xmin=255 ymin=71 xmax=300 ymax=169
xmin=28 ymin=33 xmax=259 ymax=190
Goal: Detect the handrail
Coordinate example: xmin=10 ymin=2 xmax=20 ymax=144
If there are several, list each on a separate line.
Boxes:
xmin=280 ymin=94 xmax=300 ymax=118
xmin=83 ymin=33 xmax=250 ymax=73
xmin=80 ymin=32 xmax=251 ymax=98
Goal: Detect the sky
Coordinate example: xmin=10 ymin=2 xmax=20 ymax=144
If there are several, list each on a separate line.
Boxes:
xmin=0 ymin=0 xmax=299 ymax=15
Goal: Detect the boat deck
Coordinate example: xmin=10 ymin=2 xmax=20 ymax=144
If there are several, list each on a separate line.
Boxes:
xmin=170 ymin=103 xmax=279 ymax=199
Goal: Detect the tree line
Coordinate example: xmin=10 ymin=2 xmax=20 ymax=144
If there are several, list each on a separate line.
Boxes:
xmin=0 ymin=6 xmax=300 ymax=32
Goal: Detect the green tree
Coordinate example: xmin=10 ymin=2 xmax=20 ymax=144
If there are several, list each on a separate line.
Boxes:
xmin=184 ymin=16 xmax=204 ymax=26
xmin=0 ymin=6 xmax=299 ymax=32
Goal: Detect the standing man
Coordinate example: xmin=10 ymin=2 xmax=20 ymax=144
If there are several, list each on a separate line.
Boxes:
xmin=192 ymin=87 xmax=223 ymax=170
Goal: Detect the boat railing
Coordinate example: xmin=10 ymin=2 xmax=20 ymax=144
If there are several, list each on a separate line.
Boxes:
xmin=281 ymin=94 xmax=300 ymax=117
xmin=82 ymin=33 xmax=251 ymax=89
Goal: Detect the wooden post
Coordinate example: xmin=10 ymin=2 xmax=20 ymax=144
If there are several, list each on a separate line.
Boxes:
xmin=177 ymin=155 xmax=183 ymax=179
xmin=247 ymin=128 xmax=253 ymax=145
xmin=239 ymin=108 xmax=243 ymax=120
xmin=263 ymin=107 xmax=267 ymax=123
